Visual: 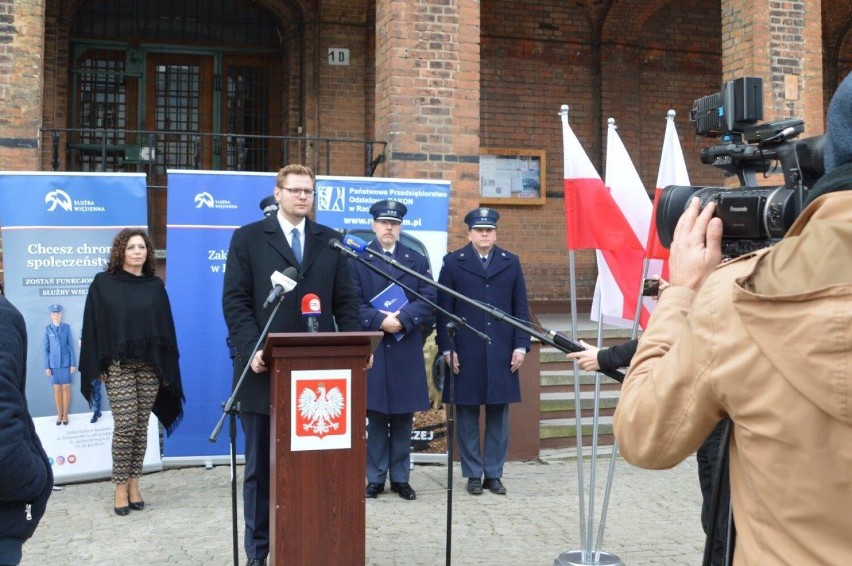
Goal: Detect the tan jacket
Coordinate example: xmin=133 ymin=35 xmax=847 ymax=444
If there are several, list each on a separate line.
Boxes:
xmin=614 ymin=192 xmax=852 ymax=565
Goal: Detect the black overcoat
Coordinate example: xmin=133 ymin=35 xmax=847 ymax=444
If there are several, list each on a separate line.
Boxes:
xmin=222 ymin=215 xmax=360 ymax=415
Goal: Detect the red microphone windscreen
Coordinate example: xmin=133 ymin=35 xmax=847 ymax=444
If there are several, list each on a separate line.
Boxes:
xmin=300 ymin=293 xmax=321 ymax=316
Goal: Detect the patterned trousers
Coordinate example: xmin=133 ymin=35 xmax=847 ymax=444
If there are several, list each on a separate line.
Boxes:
xmin=104 ymin=361 xmax=159 ymax=484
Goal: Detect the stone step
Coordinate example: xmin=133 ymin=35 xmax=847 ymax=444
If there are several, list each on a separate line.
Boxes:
xmin=539 ymin=369 xmax=624 ymax=388
xmin=537 ymin=341 xmax=625 ymax=448
xmin=541 ymin=390 xmax=620 ymax=413
xmin=540 ymin=416 xmax=614 ymax=440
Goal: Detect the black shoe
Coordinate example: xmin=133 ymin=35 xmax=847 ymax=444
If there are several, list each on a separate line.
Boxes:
xmin=365 ymin=482 xmax=385 ymax=499
xmin=246 ymin=560 xmax=266 ymax=566
xmin=128 ymin=499 xmax=145 ymax=511
xmin=391 ymin=482 xmax=416 ymax=500
xmin=114 ymin=505 xmax=130 ymax=516
xmin=90 ymin=411 xmax=101 ymax=424
xmin=466 ymin=478 xmax=483 ymax=495
xmin=483 ymin=478 xmax=507 ymax=495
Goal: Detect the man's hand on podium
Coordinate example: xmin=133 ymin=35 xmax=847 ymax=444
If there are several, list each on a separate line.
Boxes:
xmin=251 ymin=350 xmax=266 ymax=373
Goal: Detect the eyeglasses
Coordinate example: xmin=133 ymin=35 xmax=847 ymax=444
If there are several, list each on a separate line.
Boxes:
xmin=279 ymin=187 xmax=315 ymax=197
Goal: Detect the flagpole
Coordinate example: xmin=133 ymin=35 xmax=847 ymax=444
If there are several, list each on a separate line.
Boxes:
xmin=560 ymin=104 xmax=589 ymax=563
xmin=555 ymin=104 xmax=623 ymax=566
xmin=586 ymin=283 xmax=604 ymax=555
xmin=568 ymin=250 xmax=590 ymax=561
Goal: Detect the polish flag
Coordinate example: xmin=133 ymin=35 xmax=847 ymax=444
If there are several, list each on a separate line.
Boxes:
xmin=646 ymin=110 xmax=691 ymax=262
xmin=561 ymin=107 xmax=643 ymax=251
xmin=560 ymin=107 xmax=647 ymax=326
xmin=590 ymin=119 xmax=652 ymax=328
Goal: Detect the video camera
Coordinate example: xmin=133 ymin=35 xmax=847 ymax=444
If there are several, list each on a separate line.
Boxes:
xmin=656 ymin=77 xmax=825 ymax=257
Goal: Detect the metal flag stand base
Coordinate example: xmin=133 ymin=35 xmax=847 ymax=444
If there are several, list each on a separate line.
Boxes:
xmin=554 ymin=550 xmax=625 ymax=566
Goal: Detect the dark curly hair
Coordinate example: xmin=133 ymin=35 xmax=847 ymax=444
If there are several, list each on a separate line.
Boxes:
xmin=105 ymin=228 xmax=156 ymax=276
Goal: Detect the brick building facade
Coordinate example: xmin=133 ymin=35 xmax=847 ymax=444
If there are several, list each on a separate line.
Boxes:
xmin=1 ymin=0 xmax=850 ymax=312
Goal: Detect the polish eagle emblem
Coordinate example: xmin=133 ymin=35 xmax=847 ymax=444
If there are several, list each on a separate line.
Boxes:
xmin=298 ymin=383 xmax=345 ymax=437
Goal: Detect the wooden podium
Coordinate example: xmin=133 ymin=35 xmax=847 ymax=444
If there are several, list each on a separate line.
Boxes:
xmin=262 ymin=331 xmax=381 ymax=566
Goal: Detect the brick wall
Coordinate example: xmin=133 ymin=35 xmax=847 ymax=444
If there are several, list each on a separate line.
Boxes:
xmin=0 ymin=0 xmax=45 ymax=169
xmin=314 ymin=0 xmax=372 ymax=175
xmin=374 ymin=0 xmax=482 ymax=247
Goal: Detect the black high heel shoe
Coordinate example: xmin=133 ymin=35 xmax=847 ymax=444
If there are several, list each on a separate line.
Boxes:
xmin=114 ymin=489 xmax=130 ymax=516
xmin=128 ymin=499 xmax=145 ymax=511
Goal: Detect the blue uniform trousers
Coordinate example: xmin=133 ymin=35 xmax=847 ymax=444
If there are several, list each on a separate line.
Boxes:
xmin=456 ymin=403 xmax=509 ymax=480
xmin=366 ymin=410 xmax=413 ymax=484
xmin=240 ymin=411 xmax=270 ymax=560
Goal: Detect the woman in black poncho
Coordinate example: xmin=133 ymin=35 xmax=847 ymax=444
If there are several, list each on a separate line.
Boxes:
xmin=80 ymin=229 xmax=184 ymax=516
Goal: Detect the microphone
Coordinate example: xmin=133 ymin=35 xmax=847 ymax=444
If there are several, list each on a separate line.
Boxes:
xmin=301 ymin=293 xmax=321 ymax=333
xmin=343 ymin=234 xmax=369 ymax=254
xmin=547 ymin=330 xmax=585 ymax=353
xmin=263 ymin=266 xmax=299 ymax=308
xmin=328 ymin=238 xmax=359 ymax=258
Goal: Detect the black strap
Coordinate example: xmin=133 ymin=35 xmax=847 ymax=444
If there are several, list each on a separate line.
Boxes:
xmin=702 ymin=417 xmax=735 ymax=566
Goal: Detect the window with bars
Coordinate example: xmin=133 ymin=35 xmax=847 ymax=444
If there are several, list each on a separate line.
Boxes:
xmin=74 ymin=50 xmax=131 ymax=171
xmin=153 ymin=63 xmax=202 ymax=175
xmin=225 ymin=63 xmax=273 ymax=171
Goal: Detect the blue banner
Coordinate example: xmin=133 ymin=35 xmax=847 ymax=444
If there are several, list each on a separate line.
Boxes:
xmin=316 ymin=176 xmax=450 ymax=274
xmin=164 ymin=170 xmax=275 ymax=458
xmin=0 ymin=172 xmax=149 ymax=483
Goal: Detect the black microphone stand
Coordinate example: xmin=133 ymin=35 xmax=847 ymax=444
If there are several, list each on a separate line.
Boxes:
xmin=210 ymin=292 xmax=286 ymax=566
xmin=331 ymin=240 xmax=485 ymax=566
xmin=445 ymin=321 xmax=458 ymax=566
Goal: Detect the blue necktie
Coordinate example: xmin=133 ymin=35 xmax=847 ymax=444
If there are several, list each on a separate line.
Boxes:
xmin=291 ymin=228 xmax=302 ymax=264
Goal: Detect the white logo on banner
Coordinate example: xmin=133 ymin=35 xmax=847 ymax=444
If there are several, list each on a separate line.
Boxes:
xmin=44 ymin=189 xmax=106 ymax=213
xmin=194 ymin=191 xmax=237 ymax=210
xmin=194 ymin=192 xmax=215 ymax=208
xmin=45 ymin=189 xmax=73 ymax=212
xmin=317 ymin=186 xmax=345 ymax=212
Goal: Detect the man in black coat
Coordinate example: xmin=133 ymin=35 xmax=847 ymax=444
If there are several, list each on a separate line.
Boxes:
xmin=222 ymin=164 xmax=360 ymax=566
xmin=0 ymin=291 xmax=53 ymax=566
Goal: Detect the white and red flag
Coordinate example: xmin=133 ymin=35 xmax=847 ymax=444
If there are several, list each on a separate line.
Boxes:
xmin=646 ymin=110 xmax=691 ymax=264
xmin=561 ymin=109 xmax=648 ymax=327
xmin=590 ymin=119 xmax=653 ymax=328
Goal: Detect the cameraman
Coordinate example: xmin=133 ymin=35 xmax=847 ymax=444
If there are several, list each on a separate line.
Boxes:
xmin=614 ymin=71 xmax=852 ymax=565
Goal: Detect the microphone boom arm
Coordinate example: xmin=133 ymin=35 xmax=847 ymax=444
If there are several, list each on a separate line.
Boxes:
xmin=329 ymin=239 xmax=489 ymax=343
xmin=333 ymin=239 xmax=596 ymax=358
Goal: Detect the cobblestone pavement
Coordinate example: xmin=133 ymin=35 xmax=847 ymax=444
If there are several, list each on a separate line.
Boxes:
xmin=22 ymin=451 xmax=704 ymax=565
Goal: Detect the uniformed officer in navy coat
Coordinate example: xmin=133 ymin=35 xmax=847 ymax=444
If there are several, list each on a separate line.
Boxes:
xmin=350 ymin=199 xmax=436 ymax=501
xmin=436 ymin=208 xmax=530 ymax=496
